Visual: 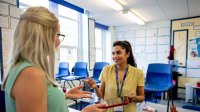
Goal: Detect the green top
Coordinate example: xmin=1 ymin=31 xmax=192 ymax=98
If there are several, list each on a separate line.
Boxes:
xmin=4 ymin=60 xmax=68 ymax=112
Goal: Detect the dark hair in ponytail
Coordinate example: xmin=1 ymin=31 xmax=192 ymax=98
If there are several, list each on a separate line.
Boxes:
xmin=113 ymin=40 xmax=137 ymax=67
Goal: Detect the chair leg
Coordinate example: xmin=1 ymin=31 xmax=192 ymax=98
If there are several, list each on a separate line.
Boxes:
xmin=70 ymin=81 xmax=76 ymax=87
xmin=170 ymin=89 xmax=174 ymax=106
xmin=167 ymin=91 xmax=170 ymax=112
xmin=66 ymin=81 xmax=73 ymax=88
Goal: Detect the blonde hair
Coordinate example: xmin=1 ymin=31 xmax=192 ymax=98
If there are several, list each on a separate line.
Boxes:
xmin=2 ymin=6 xmax=59 ymax=90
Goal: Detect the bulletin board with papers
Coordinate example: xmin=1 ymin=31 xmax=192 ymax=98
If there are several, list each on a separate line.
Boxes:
xmin=171 ymin=16 xmax=200 ymax=77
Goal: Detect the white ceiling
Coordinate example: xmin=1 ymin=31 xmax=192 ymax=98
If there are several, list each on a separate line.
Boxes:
xmin=65 ymin=0 xmax=200 ymax=27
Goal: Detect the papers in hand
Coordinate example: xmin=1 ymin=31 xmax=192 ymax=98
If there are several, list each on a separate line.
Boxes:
xmin=143 ymin=106 xmax=157 ymax=112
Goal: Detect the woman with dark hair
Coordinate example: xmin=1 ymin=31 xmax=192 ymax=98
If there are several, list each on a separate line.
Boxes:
xmin=84 ymin=40 xmax=145 ymax=112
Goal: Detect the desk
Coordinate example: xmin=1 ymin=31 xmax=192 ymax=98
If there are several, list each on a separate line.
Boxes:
xmin=185 ymin=83 xmax=200 ymax=104
xmin=137 ymin=102 xmax=198 ymax=112
xmin=191 ymin=84 xmax=200 ymax=105
xmin=69 ymin=108 xmax=80 ymax=112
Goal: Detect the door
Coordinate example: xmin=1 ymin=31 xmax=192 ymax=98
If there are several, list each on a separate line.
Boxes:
xmin=173 ymin=30 xmax=188 ymax=67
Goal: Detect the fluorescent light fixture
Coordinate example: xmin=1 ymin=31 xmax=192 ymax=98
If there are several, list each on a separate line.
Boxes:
xmin=123 ymin=10 xmax=145 ymax=25
xmin=101 ymin=0 xmax=123 ymax=11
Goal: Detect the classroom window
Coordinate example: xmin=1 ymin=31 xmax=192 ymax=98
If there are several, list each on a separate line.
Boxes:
xmin=95 ymin=28 xmax=103 ymax=62
xmin=58 ymin=5 xmax=80 ymax=70
xmin=19 ymin=0 xmax=49 ymax=9
xmin=94 ymin=28 xmax=111 ymax=63
xmin=19 ymin=1 xmax=81 ymax=71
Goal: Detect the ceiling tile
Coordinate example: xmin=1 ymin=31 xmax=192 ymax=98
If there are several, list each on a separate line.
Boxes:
xmin=157 ymin=0 xmax=188 ymax=19
xmin=188 ymin=0 xmax=200 ymax=17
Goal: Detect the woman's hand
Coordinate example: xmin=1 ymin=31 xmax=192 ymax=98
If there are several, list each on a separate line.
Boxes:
xmin=127 ymin=93 xmax=137 ymax=103
xmin=65 ymin=85 xmax=92 ymax=99
xmin=82 ymin=77 xmax=97 ymax=89
xmin=82 ymin=104 xmax=107 ymax=112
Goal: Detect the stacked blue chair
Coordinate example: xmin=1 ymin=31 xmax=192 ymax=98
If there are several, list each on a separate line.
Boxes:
xmin=91 ymin=62 xmax=109 ymax=83
xmin=62 ymin=62 xmax=89 ymax=87
xmin=55 ymin=62 xmax=75 ymax=88
xmin=55 ymin=62 xmax=70 ymax=80
xmin=144 ymin=63 xmax=173 ymax=112
xmin=73 ymin=62 xmax=89 ymax=78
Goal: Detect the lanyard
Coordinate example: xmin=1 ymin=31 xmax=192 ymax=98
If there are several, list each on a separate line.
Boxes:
xmin=115 ymin=65 xmax=128 ymax=97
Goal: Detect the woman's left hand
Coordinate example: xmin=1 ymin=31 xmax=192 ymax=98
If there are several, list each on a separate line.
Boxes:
xmin=65 ymin=85 xmax=93 ymax=99
xmin=127 ymin=93 xmax=137 ymax=103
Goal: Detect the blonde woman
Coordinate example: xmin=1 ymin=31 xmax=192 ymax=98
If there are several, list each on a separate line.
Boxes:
xmin=2 ymin=6 xmax=106 ymax=112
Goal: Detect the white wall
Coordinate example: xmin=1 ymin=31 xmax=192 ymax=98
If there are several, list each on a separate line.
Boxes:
xmin=0 ymin=0 xmax=22 ymax=80
xmin=112 ymin=20 xmax=171 ymax=75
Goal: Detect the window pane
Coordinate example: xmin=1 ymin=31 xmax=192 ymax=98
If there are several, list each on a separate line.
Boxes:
xmin=95 ymin=28 xmax=102 ymax=48
xmin=19 ymin=0 xmax=49 ymax=8
xmin=58 ymin=5 xmax=78 ymax=20
xmin=60 ymin=48 xmax=77 ymax=71
xmin=59 ymin=17 xmax=78 ymax=46
xmin=96 ymin=49 xmax=102 ymax=62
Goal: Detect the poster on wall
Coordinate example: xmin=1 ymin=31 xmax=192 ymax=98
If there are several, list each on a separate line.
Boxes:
xmin=189 ymin=37 xmax=200 ymax=58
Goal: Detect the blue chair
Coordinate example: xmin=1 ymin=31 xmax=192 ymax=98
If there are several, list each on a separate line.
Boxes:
xmin=73 ymin=62 xmax=89 ymax=78
xmin=55 ymin=62 xmax=70 ymax=80
xmin=182 ymin=105 xmax=200 ymax=111
xmin=55 ymin=62 xmax=76 ymax=88
xmin=91 ymin=62 xmax=109 ymax=83
xmin=144 ymin=63 xmax=173 ymax=112
xmin=62 ymin=62 xmax=89 ymax=87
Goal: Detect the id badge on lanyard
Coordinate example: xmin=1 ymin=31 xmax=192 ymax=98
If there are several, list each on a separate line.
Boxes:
xmin=114 ymin=106 xmax=123 ymax=112
xmin=114 ymin=66 xmax=128 ymax=112
xmin=115 ymin=66 xmax=128 ymax=97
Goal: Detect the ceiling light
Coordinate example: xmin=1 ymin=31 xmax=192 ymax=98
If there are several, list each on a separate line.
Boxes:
xmin=101 ymin=0 xmax=123 ymax=11
xmin=123 ymin=10 xmax=145 ymax=25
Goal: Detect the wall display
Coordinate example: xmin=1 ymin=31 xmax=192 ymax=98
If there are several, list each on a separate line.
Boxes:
xmin=171 ymin=16 xmax=200 ymax=77
xmin=189 ymin=37 xmax=200 ymax=58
